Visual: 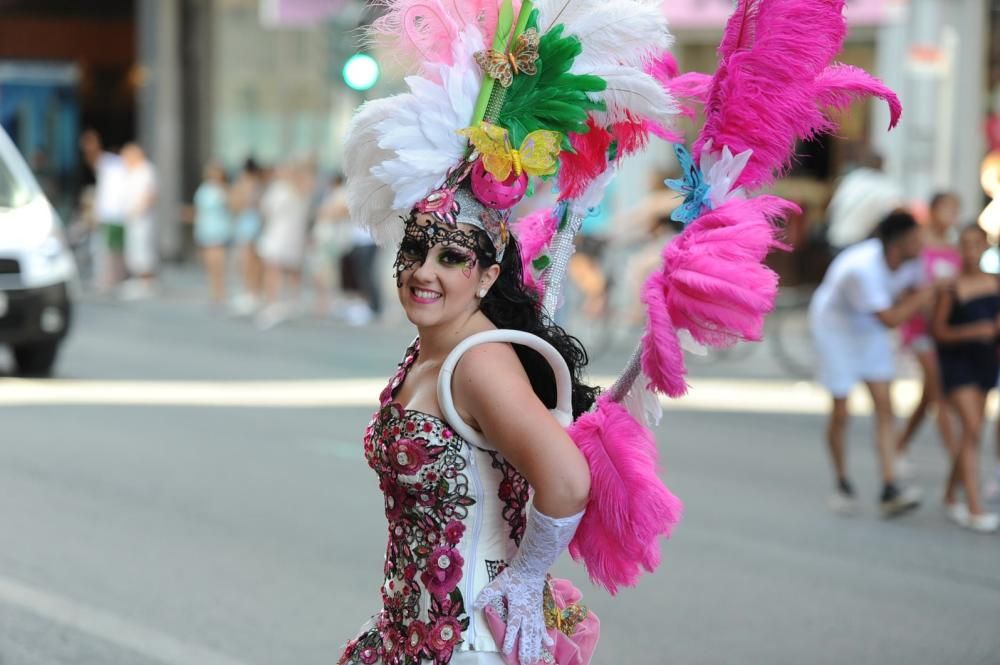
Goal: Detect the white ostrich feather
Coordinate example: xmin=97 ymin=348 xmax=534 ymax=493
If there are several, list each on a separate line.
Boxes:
xmin=560 ymin=2 xmax=671 ymax=72
xmin=344 ymin=97 xmax=408 ymax=246
xmin=535 ymin=0 xmax=606 ymax=34
xmin=370 ymin=26 xmax=483 ymax=212
xmin=569 ymin=165 xmax=617 ymax=218
xmin=587 ymin=65 xmax=678 ymax=127
xmin=621 ymin=372 xmax=663 ymax=428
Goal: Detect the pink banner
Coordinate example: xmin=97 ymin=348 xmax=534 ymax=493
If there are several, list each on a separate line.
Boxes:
xmin=664 ymin=0 xmax=890 ymax=29
xmin=260 ymin=0 xmax=348 ymax=26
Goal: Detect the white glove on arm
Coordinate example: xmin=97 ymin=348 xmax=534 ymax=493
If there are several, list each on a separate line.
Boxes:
xmin=474 ymin=504 xmax=584 ymax=664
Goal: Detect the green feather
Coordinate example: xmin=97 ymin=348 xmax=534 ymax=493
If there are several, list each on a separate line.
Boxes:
xmin=497 ymin=12 xmax=606 ymax=147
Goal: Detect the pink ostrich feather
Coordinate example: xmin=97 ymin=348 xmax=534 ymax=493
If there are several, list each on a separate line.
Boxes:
xmin=665 ymin=72 xmax=713 ymax=116
xmin=558 ymin=119 xmax=612 ymax=201
xmin=640 ymin=274 xmax=688 ymax=398
xmin=646 ymin=51 xmax=707 ymax=125
xmin=511 ymin=206 xmax=559 ymax=296
xmin=813 ymin=63 xmax=903 ymax=122
xmin=646 ymin=49 xmax=679 ymax=85
xmin=659 ymin=196 xmax=795 ymax=348
xmin=369 ymin=0 xmax=510 ymax=71
xmin=695 ymin=0 xmax=901 ymax=191
xmin=568 ymin=395 xmax=683 ymax=595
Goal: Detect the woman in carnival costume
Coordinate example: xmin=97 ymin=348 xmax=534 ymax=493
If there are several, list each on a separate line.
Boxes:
xmin=339 ymin=0 xmax=900 ymax=663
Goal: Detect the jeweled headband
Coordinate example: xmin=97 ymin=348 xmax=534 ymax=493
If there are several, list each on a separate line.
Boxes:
xmin=415 ymin=182 xmax=509 ymax=262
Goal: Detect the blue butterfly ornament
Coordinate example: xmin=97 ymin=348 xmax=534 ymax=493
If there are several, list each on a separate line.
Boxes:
xmin=665 ymin=143 xmax=712 ymax=226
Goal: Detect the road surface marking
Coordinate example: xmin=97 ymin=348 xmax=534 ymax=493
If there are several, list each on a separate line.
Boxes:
xmin=0 ymin=574 xmax=255 ymax=665
xmin=1 ymin=376 xmax=984 ymax=416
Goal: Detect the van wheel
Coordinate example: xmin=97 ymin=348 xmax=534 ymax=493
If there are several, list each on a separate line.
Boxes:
xmin=13 ymin=341 xmax=60 ymax=377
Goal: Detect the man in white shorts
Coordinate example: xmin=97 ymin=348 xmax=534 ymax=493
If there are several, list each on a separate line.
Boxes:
xmin=809 ymin=211 xmax=934 ymax=517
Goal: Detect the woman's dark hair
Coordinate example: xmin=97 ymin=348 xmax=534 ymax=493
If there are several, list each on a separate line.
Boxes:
xmin=874 ymin=209 xmax=917 ymax=246
xmin=472 ymin=230 xmax=599 ymax=418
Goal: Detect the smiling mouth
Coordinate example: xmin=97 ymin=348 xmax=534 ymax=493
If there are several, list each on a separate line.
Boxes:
xmin=410 ymin=287 xmax=442 ymax=302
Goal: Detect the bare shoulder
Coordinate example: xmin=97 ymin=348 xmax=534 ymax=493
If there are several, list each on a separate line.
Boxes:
xmin=454 ymin=342 xmax=527 ymax=384
xmin=452 ymin=342 xmax=533 ymax=406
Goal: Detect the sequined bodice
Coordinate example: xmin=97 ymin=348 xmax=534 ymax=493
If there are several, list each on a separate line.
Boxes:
xmin=341 ymin=341 xmax=529 ymax=665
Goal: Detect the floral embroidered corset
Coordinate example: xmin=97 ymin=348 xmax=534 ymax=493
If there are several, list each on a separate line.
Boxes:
xmin=341 ymin=340 xmax=530 ymax=665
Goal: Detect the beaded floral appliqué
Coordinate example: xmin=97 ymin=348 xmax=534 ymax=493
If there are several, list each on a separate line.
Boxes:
xmin=341 ymin=341 xmax=475 ymax=665
xmin=487 ymin=451 xmax=530 ymax=546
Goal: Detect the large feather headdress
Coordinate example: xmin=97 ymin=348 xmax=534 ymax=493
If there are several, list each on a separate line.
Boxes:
xmin=345 ymin=0 xmax=678 ymax=250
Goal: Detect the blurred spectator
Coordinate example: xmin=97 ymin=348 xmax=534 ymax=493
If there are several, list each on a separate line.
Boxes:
xmin=256 ymin=161 xmax=312 ymax=329
xmin=229 ymin=158 xmax=265 ymax=315
xmin=569 ymin=183 xmax=614 ymax=319
xmin=615 ymin=172 xmax=683 ymax=325
xmin=309 ymin=173 xmax=350 ymax=317
xmin=930 ymin=224 xmax=1000 ymax=532
xmin=895 ymin=192 xmax=962 ymax=477
xmin=808 ymin=211 xmax=931 ymax=518
xmin=79 ymin=129 xmax=128 ymax=293
xmin=193 ymin=162 xmax=231 ymax=307
xmin=120 ymin=143 xmax=158 ymax=299
xmin=825 ymin=150 xmax=904 ymax=251
xmin=339 ymin=221 xmax=381 ymax=326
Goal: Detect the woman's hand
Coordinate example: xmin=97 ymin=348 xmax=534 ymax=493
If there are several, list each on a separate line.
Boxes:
xmin=474 ymin=566 xmax=552 ymax=663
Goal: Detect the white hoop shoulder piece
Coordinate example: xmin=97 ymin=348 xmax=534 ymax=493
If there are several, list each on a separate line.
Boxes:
xmin=437 ymin=330 xmax=574 ymax=450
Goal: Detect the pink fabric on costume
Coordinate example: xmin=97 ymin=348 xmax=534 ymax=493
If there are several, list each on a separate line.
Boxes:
xmin=483 ymin=578 xmax=600 ymax=665
xmin=900 ymin=245 xmax=961 ymax=347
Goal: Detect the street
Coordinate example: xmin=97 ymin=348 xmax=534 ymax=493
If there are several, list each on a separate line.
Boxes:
xmin=1 ymin=278 xmax=998 ymax=665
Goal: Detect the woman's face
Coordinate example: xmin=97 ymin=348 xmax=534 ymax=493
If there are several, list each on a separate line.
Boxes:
xmin=394 ymin=214 xmax=499 ymax=328
xmin=959 ymin=227 xmax=988 ymax=271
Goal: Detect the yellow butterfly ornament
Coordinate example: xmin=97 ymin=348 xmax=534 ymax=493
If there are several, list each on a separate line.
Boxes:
xmin=458 ymin=122 xmax=562 ymax=182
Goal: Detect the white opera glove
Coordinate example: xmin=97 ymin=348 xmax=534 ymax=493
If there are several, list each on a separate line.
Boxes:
xmin=474 ymin=504 xmax=584 ymax=664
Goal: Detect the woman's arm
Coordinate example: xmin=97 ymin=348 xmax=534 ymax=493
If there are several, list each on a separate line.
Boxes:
xmin=931 ymin=289 xmax=997 ymax=344
xmin=874 ymin=286 xmax=934 ymax=328
xmin=452 ymin=342 xmax=590 ymax=517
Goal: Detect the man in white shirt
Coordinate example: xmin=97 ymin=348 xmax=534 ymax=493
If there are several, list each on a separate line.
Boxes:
xmin=80 ymin=130 xmax=128 ymax=291
xmin=809 ymin=211 xmax=934 ymax=518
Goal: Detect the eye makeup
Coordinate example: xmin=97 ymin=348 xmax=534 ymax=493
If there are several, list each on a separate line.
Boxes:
xmin=393 ymin=215 xmax=486 ymax=285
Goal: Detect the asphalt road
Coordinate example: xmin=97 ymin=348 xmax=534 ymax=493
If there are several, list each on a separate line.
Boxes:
xmin=1 ymin=278 xmax=998 ymax=665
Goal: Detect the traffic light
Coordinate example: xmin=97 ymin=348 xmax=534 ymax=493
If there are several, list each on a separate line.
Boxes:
xmin=342 ymin=53 xmax=379 ymax=91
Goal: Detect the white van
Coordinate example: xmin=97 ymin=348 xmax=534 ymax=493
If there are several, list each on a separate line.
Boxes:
xmin=0 ymin=127 xmax=77 ymax=376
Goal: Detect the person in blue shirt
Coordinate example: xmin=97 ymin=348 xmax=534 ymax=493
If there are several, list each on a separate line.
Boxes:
xmin=193 ymin=162 xmax=232 ymax=306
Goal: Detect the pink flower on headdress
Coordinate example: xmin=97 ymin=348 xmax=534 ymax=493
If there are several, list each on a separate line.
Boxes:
xmin=387 ymin=438 xmax=429 ymax=475
xmin=421 ymin=546 xmax=464 ymax=599
xmin=416 ymin=188 xmax=460 ymax=226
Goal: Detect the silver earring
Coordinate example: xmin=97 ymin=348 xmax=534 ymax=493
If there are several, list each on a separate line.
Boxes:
xmin=478 ymin=288 xmax=487 ymax=298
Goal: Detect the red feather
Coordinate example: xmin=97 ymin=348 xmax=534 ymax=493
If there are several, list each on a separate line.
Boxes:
xmin=558 ymin=119 xmax=611 ymax=201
